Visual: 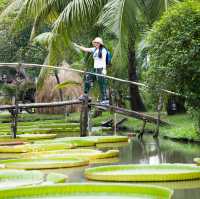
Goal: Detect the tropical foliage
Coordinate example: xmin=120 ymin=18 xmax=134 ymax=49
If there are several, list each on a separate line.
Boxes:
xmin=146 ymin=0 xmax=200 ymax=132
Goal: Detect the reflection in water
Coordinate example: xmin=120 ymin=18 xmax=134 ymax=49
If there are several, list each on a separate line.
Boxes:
xmin=118 ymin=135 xmax=200 ymax=199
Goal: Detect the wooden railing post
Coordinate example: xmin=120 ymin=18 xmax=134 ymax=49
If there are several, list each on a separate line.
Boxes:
xmin=10 ymin=63 xmax=21 ymax=139
xmin=10 ymin=107 xmax=18 ymax=139
xmin=154 ymin=95 xmax=163 ymax=138
xmin=80 ymin=95 xmax=89 ymax=137
xmin=138 ymin=120 xmax=147 ymax=140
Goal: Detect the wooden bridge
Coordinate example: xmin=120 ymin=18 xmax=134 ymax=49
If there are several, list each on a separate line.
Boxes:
xmin=0 ymin=62 xmax=175 ymax=139
xmin=0 ymin=98 xmax=168 ymax=139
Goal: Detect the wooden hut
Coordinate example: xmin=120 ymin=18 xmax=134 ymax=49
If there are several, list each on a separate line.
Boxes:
xmin=36 ymin=63 xmax=83 ymax=114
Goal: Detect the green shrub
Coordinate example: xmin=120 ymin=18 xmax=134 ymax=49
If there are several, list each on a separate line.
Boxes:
xmin=146 ymin=0 xmax=200 ymax=132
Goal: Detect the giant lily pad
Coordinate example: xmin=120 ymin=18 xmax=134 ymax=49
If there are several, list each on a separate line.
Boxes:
xmin=0 ymin=183 xmax=173 ymax=199
xmin=194 ymin=158 xmax=200 ymax=165
xmin=24 ymin=149 xmax=119 ymax=161
xmin=85 ymin=164 xmax=200 ymax=182
xmin=86 ymin=136 xmax=129 ymax=144
xmin=0 ymin=143 xmax=74 ymax=153
xmin=0 ymin=170 xmax=68 ymax=189
xmin=0 ymin=158 xmax=89 ymax=170
xmin=96 ymin=142 xmax=129 ymax=149
xmin=147 ymin=179 xmax=200 ymax=190
xmin=35 ymin=138 xmax=96 ymax=147
xmin=0 ymin=141 xmax=25 ymax=146
xmin=0 ymin=134 xmax=57 ymax=140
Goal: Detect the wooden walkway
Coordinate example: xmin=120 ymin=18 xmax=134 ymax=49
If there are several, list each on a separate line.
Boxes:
xmin=0 ymin=99 xmax=168 ymax=139
xmin=91 ymin=103 xmax=168 ymax=125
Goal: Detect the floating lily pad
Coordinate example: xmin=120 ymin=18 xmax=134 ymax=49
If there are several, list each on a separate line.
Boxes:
xmin=0 ymin=170 xmax=68 ymax=189
xmin=91 ymin=157 xmax=120 ymax=164
xmin=0 ymin=143 xmax=74 ymax=153
xmin=0 ymin=170 xmax=43 ymax=189
xmin=24 ymin=149 xmax=119 ymax=160
xmin=87 ymin=136 xmax=129 ymax=144
xmin=148 ymin=179 xmax=200 ymax=190
xmin=194 ymin=158 xmax=200 ymax=165
xmin=96 ymin=142 xmax=129 ymax=149
xmin=85 ymin=164 xmax=200 ymax=182
xmin=45 ymin=173 xmax=68 ymax=183
xmin=0 ymin=158 xmax=89 ymax=170
xmin=0 ymin=141 xmax=25 ymax=146
xmin=0 ymin=134 xmax=57 ymax=140
xmin=35 ymin=138 xmax=96 ymax=147
xmin=0 ymin=183 xmax=173 ymax=199
xmin=54 ymin=136 xmax=128 ymax=145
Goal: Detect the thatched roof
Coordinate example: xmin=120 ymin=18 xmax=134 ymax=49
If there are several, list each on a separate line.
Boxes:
xmin=36 ymin=63 xmax=83 ymax=114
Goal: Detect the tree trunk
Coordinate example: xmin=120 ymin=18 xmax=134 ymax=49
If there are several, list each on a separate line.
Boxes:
xmin=128 ymin=38 xmax=146 ymax=112
xmin=54 ymin=70 xmax=64 ymax=101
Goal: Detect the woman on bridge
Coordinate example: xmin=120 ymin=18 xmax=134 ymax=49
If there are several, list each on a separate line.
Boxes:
xmin=74 ymin=37 xmax=109 ymax=105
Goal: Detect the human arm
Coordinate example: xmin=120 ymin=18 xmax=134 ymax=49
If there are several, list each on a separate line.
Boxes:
xmin=73 ymin=43 xmax=94 ymax=53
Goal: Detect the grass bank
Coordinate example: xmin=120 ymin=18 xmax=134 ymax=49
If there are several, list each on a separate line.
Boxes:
xmin=65 ymin=111 xmax=200 ymax=142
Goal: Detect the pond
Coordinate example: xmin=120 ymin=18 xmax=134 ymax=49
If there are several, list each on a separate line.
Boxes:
xmin=41 ymin=135 xmax=200 ymax=199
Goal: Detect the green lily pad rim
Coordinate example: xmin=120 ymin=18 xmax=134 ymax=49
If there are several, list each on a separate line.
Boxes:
xmin=0 ymin=183 xmax=173 ymax=198
xmin=0 ymin=170 xmax=68 ymax=186
xmin=86 ymin=164 xmax=200 ymax=172
xmin=0 ymin=157 xmax=89 ymax=164
xmin=85 ymin=164 xmax=200 ymax=182
xmin=0 ymin=157 xmax=89 ymax=170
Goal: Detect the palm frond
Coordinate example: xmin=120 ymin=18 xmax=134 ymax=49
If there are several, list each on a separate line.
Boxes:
xmin=28 ymin=0 xmax=72 ymax=40
xmin=0 ymin=0 xmax=24 ymax=23
xmin=33 ymin=32 xmax=53 ymax=47
xmin=53 ymin=0 xmax=108 ymax=38
xmin=55 ymin=80 xmax=81 ymax=90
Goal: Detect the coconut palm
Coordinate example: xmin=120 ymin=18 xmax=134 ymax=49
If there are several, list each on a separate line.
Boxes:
xmin=1 ymin=0 xmax=179 ymax=111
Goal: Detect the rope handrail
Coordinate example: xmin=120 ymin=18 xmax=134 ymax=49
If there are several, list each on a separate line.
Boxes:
xmin=0 ymin=62 xmax=182 ymax=97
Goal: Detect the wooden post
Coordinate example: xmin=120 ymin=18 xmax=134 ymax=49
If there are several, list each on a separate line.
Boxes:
xmin=154 ymin=96 xmax=163 ymax=138
xmin=10 ymin=108 xmax=18 ymax=139
xmin=138 ymin=120 xmax=147 ymax=140
xmin=88 ymin=108 xmax=92 ymax=136
xmin=10 ymin=64 xmax=21 ymax=139
xmin=80 ymin=95 xmax=89 ymax=137
xmin=110 ymin=89 xmax=117 ymax=135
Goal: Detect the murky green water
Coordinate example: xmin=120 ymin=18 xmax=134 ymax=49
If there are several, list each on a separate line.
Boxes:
xmin=43 ymin=135 xmax=200 ymax=199
xmin=1 ymin=134 xmax=200 ymax=198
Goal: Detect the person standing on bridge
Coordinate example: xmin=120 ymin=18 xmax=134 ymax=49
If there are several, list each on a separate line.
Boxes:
xmin=74 ymin=37 xmax=110 ymax=105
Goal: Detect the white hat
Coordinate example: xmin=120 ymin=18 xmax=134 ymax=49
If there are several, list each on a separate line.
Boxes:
xmin=92 ymin=37 xmax=104 ymax=45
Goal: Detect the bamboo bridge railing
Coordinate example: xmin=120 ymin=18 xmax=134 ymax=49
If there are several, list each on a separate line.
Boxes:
xmin=0 ymin=62 xmax=178 ymax=139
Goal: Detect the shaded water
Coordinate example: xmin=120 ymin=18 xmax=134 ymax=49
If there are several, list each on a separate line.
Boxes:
xmin=44 ymin=135 xmax=200 ymax=199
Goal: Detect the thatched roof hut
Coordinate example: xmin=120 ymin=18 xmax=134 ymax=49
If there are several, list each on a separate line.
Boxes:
xmin=36 ymin=63 xmax=83 ymax=114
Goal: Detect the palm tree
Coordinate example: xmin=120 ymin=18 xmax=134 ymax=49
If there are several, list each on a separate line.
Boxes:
xmin=1 ymin=0 xmax=178 ymax=111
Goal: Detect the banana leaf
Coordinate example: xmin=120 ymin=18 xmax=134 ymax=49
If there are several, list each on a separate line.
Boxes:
xmin=55 ymin=80 xmax=81 ymax=90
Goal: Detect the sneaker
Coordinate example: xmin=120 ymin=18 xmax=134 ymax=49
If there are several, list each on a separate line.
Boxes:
xmin=100 ymin=100 xmax=109 ymax=106
xmin=79 ymin=94 xmax=87 ymax=101
xmin=79 ymin=94 xmax=91 ymax=102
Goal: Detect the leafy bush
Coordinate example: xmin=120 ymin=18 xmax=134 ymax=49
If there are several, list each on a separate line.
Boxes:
xmin=0 ymin=0 xmax=11 ymax=12
xmin=146 ymin=0 xmax=200 ymax=132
